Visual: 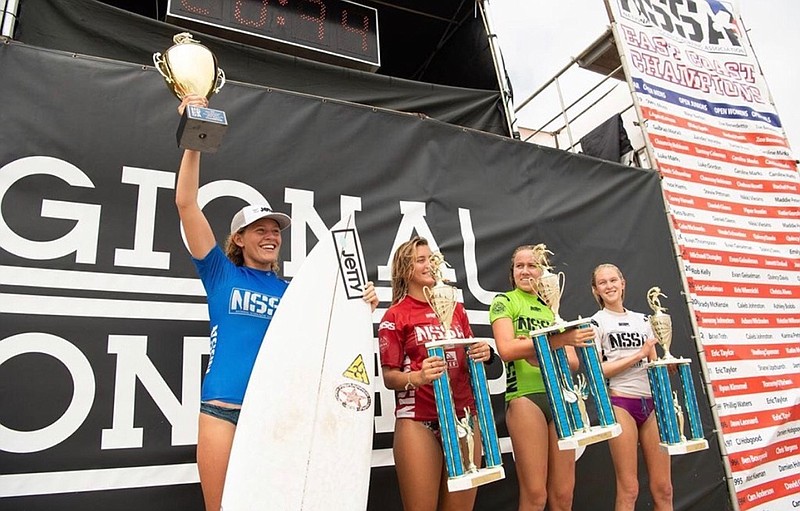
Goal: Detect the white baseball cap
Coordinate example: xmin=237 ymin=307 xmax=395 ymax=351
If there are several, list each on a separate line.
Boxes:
xmin=229 ymin=204 xmax=291 ymax=235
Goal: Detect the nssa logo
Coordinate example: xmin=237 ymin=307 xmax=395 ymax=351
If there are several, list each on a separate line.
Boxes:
xmin=229 ymin=288 xmax=281 ymax=317
xmin=615 ymin=0 xmax=744 ymax=55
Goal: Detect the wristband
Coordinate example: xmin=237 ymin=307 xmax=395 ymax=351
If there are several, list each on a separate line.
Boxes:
xmin=404 ymin=372 xmax=416 ymax=391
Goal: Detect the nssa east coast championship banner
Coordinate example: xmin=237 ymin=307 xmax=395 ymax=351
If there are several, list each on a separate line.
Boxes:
xmin=605 ymin=1 xmax=800 ymax=510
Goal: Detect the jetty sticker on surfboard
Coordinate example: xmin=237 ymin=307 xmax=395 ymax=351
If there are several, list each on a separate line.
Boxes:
xmin=332 ymin=227 xmax=373 ymax=413
xmin=332 ymin=228 xmax=368 ymax=299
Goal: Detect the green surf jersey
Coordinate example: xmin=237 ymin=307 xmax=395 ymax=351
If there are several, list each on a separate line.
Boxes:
xmin=489 ymin=288 xmax=554 ymax=401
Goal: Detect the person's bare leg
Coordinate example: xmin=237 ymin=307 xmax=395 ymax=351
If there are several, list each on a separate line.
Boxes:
xmin=641 ymin=414 xmax=673 ymax=511
xmin=507 ymin=398 xmax=550 ymax=511
xmin=393 ymin=419 xmax=446 ymax=511
xmin=607 ymin=407 xmax=641 ymax=511
xmin=546 ymin=421 xmax=576 ymax=511
xmin=196 ymin=413 xmax=236 ymax=511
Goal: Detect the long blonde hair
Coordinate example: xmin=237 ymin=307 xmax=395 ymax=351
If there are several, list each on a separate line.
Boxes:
xmin=223 ymin=232 xmax=280 ymax=272
xmin=390 ymin=236 xmax=428 ymax=304
xmin=590 ymin=263 xmax=624 ymax=308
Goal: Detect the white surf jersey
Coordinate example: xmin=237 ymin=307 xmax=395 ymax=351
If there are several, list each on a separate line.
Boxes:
xmin=590 ymin=308 xmax=654 ymax=398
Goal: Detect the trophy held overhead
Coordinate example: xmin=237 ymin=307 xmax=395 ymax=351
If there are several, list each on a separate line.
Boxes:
xmin=154 ymin=32 xmax=229 ymax=153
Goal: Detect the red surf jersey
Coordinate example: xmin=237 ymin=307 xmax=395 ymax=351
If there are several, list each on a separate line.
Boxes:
xmin=378 ymin=295 xmax=476 ymax=421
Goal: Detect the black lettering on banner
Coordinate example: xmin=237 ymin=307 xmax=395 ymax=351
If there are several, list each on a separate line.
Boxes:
xmin=332 ymin=227 xmax=367 ymax=299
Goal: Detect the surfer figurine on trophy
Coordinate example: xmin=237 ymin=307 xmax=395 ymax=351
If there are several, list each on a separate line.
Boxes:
xmin=423 ymin=251 xmax=505 ymax=492
xmin=527 ymin=245 xmax=621 ymax=449
xmin=645 ymin=287 xmax=709 ymax=454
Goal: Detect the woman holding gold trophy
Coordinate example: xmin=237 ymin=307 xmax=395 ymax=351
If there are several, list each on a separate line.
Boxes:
xmin=489 ymin=245 xmax=594 ymax=511
xmin=589 ymin=264 xmax=673 ymax=511
xmin=378 ymin=237 xmax=493 ymax=511
xmin=174 ymin=94 xmax=379 ymax=511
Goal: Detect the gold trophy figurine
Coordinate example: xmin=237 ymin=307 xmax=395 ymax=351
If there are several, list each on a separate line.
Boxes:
xmin=456 ymin=409 xmax=478 ymax=473
xmin=562 ymin=374 xmax=591 ymax=433
xmin=423 ymin=252 xmax=457 ymax=338
xmin=529 ymin=244 xmax=566 ymax=324
xmin=647 ymin=287 xmax=674 ymax=359
xmin=644 ymin=286 xmax=709 ymax=454
xmin=673 ymin=391 xmax=686 ymax=442
xmin=153 ymin=32 xmax=228 ymax=152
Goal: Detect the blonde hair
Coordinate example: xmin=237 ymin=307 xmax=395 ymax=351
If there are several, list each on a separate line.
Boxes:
xmin=224 ymin=231 xmax=280 ymax=272
xmin=590 ymin=263 xmax=624 ymax=308
xmin=390 ymin=236 xmax=428 ymax=305
xmin=508 ymin=244 xmax=548 ymax=288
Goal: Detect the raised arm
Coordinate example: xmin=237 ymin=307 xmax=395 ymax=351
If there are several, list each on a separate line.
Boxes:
xmin=175 ymin=95 xmax=216 ymax=259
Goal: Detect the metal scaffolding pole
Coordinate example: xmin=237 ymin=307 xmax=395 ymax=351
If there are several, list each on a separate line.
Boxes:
xmin=478 ymin=0 xmax=518 ymax=139
xmin=1 ymin=0 xmax=19 ymax=38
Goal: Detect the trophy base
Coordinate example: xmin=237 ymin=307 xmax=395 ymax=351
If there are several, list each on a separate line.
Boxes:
xmin=446 ymin=466 xmax=505 ymax=492
xmin=425 ymin=338 xmax=479 ymax=349
xmin=177 ymin=105 xmax=228 ymax=153
xmin=661 ymin=438 xmax=709 ymax=455
xmin=557 ymin=423 xmax=622 ymax=450
xmin=646 ymin=356 xmax=691 ymax=367
xmin=530 ymin=317 xmax=592 ymax=338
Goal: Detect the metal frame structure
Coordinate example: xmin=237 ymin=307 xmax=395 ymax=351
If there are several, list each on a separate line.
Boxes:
xmin=508 ymin=22 xmax=740 ymax=510
xmin=2 ymin=0 xmax=19 ymax=37
xmin=477 ymin=0 xmax=518 ymax=139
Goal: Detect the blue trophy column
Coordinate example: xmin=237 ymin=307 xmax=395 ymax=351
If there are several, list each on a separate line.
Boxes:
xmin=427 ymin=345 xmax=464 ymax=478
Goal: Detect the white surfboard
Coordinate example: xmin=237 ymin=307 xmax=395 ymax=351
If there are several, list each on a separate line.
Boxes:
xmin=221 ymin=216 xmax=375 ymax=511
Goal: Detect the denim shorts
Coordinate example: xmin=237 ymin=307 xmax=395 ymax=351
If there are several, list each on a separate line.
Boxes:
xmin=200 ymin=402 xmax=241 ymax=426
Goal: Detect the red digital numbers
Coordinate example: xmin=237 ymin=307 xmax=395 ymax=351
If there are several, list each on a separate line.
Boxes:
xmin=171 ymin=0 xmax=379 ymax=68
xmin=299 ymin=0 xmax=327 ymax=41
xmin=179 ymin=0 xmax=221 ymax=17
xmin=233 ymin=0 xmax=268 ymax=28
xmin=341 ymin=8 xmax=369 ymax=52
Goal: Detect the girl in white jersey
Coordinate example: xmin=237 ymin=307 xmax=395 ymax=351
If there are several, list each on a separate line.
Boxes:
xmin=590 ymin=264 xmax=673 ymax=511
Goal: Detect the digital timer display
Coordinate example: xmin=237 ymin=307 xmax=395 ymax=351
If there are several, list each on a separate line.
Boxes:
xmin=166 ymin=0 xmax=380 ymax=70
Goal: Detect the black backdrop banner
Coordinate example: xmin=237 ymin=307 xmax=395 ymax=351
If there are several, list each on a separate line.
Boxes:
xmin=0 ymin=41 xmax=729 ymax=510
xmin=15 ymin=0 xmax=507 ymax=136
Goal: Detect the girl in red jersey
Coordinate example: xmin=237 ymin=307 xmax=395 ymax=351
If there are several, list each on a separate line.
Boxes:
xmin=378 ymin=237 xmax=492 ymax=511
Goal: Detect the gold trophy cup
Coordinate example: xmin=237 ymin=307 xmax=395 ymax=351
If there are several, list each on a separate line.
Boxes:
xmin=529 ymin=245 xmax=567 ymax=324
xmin=153 ymin=32 xmax=228 ymax=152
